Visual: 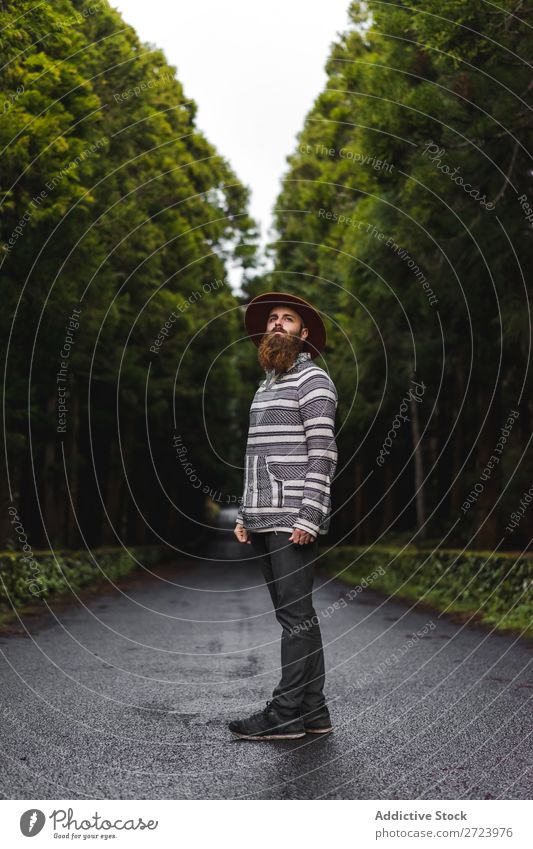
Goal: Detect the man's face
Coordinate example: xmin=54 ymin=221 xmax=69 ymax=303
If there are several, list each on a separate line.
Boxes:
xmin=266 ymin=305 xmax=307 ymax=339
xmin=257 ymin=304 xmax=309 ymax=373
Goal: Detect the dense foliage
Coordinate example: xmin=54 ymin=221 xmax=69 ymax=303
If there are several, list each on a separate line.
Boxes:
xmin=247 ymin=0 xmax=533 ymax=551
xmin=0 ymin=0 xmax=257 ymax=549
xmin=2 ymin=0 xmax=532 ymax=561
xmin=0 ymin=544 xmax=163 ymax=617
xmin=320 ymin=544 xmax=533 ymax=637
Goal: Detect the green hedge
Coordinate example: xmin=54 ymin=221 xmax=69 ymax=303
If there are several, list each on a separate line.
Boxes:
xmin=0 ymin=546 xmax=165 ymax=618
xmin=319 ymin=545 xmax=533 ymax=637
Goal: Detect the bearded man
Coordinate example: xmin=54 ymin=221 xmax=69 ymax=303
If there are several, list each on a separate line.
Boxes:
xmin=229 ymin=292 xmax=338 ymax=741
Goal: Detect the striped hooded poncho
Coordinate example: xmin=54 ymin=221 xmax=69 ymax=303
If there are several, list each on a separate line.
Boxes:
xmin=236 ymin=351 xmax=338 ymax=538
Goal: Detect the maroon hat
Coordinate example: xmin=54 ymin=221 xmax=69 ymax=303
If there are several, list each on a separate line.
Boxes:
xmin=244 ymin=291 xmax=326 ymax=359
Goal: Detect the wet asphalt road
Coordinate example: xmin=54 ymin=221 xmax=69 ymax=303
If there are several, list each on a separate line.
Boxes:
xmin=0 ymin=510 xmax=532 ymax=800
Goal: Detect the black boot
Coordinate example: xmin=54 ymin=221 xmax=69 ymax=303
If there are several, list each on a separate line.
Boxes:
xmin=228 ymin=700 xmax=305 ymax=740
xmin=300 ymin=704 xmax=333 ymax=734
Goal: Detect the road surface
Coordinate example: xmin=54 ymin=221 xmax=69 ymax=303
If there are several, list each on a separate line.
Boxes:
xmin=1 ymin=510 xmax=531 ymax=799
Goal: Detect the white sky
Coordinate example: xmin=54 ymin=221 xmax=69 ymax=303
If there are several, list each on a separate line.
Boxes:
xmin=112 ymin=0 xmax=351 ymax=280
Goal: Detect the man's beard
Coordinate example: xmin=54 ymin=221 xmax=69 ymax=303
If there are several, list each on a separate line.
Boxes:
xmin=257 ymin=330 xmax=304 ymax=373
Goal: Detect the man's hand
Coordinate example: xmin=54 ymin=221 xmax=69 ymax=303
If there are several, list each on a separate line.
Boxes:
xmin=234 ymin=523 xmax=251 ymax=544
xmin=289 ymin=527 xmax=316 ymax=545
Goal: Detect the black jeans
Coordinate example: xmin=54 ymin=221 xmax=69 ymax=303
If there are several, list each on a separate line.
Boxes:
xmin=249 ymin=530 xmax=327 ymax=718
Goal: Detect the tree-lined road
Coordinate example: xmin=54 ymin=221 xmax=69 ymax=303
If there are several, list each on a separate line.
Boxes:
xmin=1 ymin=513 xmax=531 ymax=799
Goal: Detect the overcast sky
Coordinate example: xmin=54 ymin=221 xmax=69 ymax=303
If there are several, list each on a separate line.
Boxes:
xmin=112 ymin=0 xmax=351 ymax=277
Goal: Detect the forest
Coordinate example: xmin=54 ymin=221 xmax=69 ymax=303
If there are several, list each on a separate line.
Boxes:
xmin=1 ymin=0 xmax=532 ymax=553
xmin=247 ymin=0 xmax=533 ymax=550
xmin=0 ymin=0 xmax=257 ymax=549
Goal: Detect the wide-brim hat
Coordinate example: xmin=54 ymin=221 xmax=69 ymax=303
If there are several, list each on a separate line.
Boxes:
xmin=244 ymin=291 xmax=326 ymax=359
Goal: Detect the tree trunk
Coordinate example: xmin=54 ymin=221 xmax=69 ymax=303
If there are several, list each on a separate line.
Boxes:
xmin=66 ymin=392 xmax=80 ymax=548
xmin=411 ymin=393 xmax=426 ymax=537
xmin=450 ymin=358 xmax=466 ymax=516
xmin=381 ymin=460 xmax=394 ymax=534
xmin=43 ymin=394 xmax=60 ymax=544
xmin=475 ymin=382 xmax=501 ymax=548
xmin=355 ymin=460 xmax=364 ymax=544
